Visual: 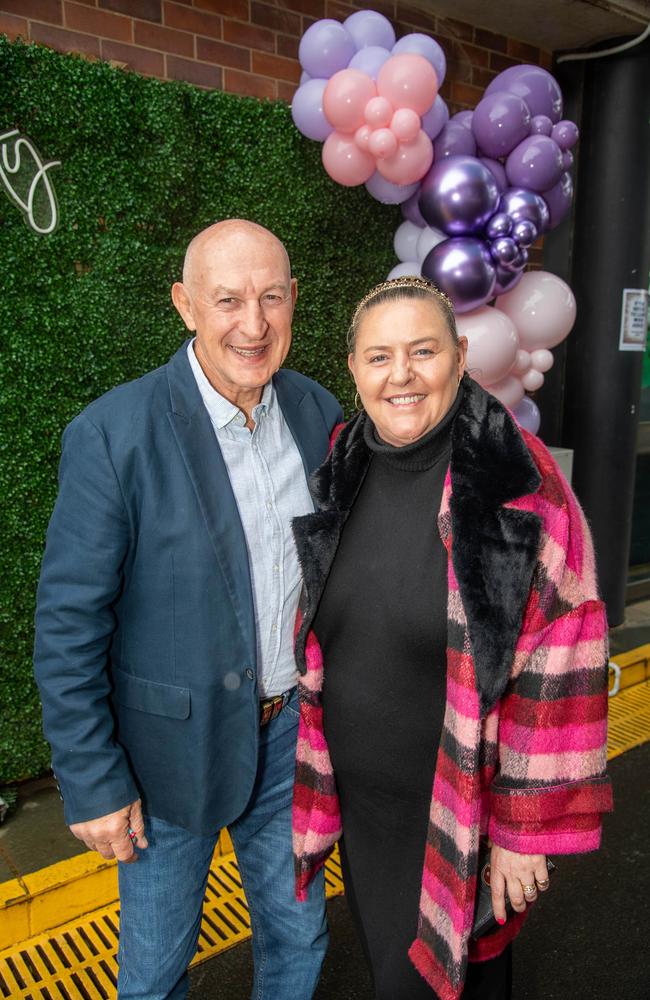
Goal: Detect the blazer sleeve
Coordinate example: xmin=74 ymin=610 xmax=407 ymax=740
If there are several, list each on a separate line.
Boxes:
xmin=33 ymin=413 xmax=140 ymax=824
xmin=488 ymin=468 xmax=614 ymax=855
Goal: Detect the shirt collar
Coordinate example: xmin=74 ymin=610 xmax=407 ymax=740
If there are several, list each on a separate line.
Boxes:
xmin=187 ymin=339 xmax=274 ymax=429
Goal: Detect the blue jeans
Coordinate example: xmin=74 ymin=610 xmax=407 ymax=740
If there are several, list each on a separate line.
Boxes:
xmin=117 ymin=690 xmax=328 ymax=999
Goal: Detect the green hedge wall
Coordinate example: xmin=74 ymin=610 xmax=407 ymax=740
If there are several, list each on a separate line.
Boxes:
xmin=0 ymin=37 xmax=398 ymax=784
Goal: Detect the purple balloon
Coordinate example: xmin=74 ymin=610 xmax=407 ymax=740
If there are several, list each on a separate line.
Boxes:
xmin=401 ymin=188 xmax=427 ymax=226
xmin=485 ymin=212 xmax=513 ymax=239
xmin=421 ymin=237 xmax=496 ymax=313
xmin=561 ymin=150 xmax=574 ymax=170
xmin=299 ymin=19 xmax=356 ymax=78
xmin=512 ymin=219 xmax=538 ymax=248
xmin=490 ymin=236 xmax=518 ymax=265
xmin=344 ymin=10 xmax=396 ymax=51
xmin=530 ymin=114 xmax=553 ymax=136
xmin=291 ymin=79 xmax=334 ymax=142
xmin=452 ymin=110 xmax=474 ymax=131
xmin=512 ymin=395 xmax=541 ymax=434
xmin=551 ymin=119 xmax=579 ymax=150
xmin=348 ymin=45 xmax=391 ymax=79
xmin=472 ymin=91 xmax=531 ymax=158
xmin=365 ymin=172 xmax=419 ymax=204
xmin=419 ymin=156 xmax=499 ymax=237
xmin=433 ymin=121 xmax=477 ymax=159
xmin=494 ymin=265 xmax=523 ymax=296
xmin=486 ymin=65 xmax=563 ymax=122
xmin=392 ymin=33 xmax=446 ymax=87
xmin=542 ymin=171 xmax=573 ymax=229
xmin=479 ymin=157 xmax=508 ymax=193
xmin=421 ymin=95 xmax=449 ymax=140
xmin=498 ymin=187 xmax=549 ymax=232
xmin=300 ymin=70 xmax=311 ymax=86
xmin=505 ymin=135 xmax=563 ymax=192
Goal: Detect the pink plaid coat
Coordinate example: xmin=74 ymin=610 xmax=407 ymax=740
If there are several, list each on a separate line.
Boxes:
xmin=291 ymin=378 xmax=613 ymax=1000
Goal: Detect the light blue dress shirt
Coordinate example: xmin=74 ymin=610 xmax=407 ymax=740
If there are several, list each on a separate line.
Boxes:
xmin=187 ymin=341 xmax=314 ymax=696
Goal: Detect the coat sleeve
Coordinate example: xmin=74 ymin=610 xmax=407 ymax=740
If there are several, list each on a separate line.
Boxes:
xmin=488 ymin=454 xmax=614 ymax=855
xmin=33 ymin=413 xmax=140 ymax=824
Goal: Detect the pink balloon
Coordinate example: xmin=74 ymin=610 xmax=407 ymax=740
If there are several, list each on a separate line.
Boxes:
xmin=495 ymin=270 xmax=576 ymax=350
xmin=391 ymin=107 xmax=421 ymax=142
xmin=369 ymin=127 xmax=398 ymax=159
xmin=377 ymin=53 xmax=438 ymax=116
xmin=530 ymin=348 xmax=554 ymax=372
xmin=376 ymin=129 xmax=433 ymax=185
xmin=364 ymin=95 xmax=393 ymax=128
xmin=322 ymin=131 xmax=376 ymax=186
xmin=512 ymin=348 xmax=532 ymax=375
xmin=522 ymin=368 xmax=545 ymax=392
xmin=485 ymin=373 xmax=525 ymax=409
xmin=355 ymin=124 xmax=372 ymax=151
xmin=457 ymin=305 xmax=519 ymax=386
xmin=323 ymin=69 xmax=377 ymax=133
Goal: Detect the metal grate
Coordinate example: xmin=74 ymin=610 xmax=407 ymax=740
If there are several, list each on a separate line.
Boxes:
xmin=607 ymin=678 xmax=650 ymax=760
xmin=0 ymin=849 xmax=344 ymax=999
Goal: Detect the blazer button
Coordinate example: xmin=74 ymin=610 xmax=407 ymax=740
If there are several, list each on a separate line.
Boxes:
xmin=245 ymin=668 xmax=254 ymax=681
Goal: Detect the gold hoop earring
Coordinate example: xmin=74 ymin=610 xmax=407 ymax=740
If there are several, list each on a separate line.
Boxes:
xmin=354 ymin=391 xmax=363 ymax=411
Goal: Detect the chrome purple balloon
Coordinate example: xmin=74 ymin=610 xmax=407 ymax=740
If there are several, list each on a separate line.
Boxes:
xmin=505 ymin=135 xmax=563 ymax=193
xmin=512 ymin=219 xmax=538 ymax=248
xmin=490 ymin=236 xmax=518 ymax=265
xmin=419 ymin=155 xmax=499 ymax=236
xmin=494 ymin=265 xmax=523 ymax=296
xmin=498 ymin=188 xmax=550 ymax=232
xmin=421 ymin=95 xmax=449 ymax=140
xmin=421 ymin=237 xmax=496 ymax=314
xmin=542 ymin=171 xmax=573 ymax=229
xmin=485 ymin=65 xmax=563 ymax=122
xmin=472 ymin=91 xmax=531 ymax=158
xmin=486 ymin=212 xmax=513 ymax=239
xmin=433 ymin=121 xmax=477 ymax=160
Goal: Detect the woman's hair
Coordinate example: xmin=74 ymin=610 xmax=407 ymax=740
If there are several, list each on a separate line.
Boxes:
xmin=347 ymin=276 xmax=458 ymax=353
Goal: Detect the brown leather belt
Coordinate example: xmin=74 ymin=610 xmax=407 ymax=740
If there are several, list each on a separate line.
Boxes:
xmin=259 ymin=688 xmax=294 ymax=727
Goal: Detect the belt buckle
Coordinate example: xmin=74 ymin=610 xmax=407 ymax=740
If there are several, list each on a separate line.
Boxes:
xmin=260 ymin=693 xmax=284 ymax=727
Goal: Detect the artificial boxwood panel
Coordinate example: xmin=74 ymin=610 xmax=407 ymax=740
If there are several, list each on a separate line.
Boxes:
xmin=0 ymin=37 xmax=397 ymax=783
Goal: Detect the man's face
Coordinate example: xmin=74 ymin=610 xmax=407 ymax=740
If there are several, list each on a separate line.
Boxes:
xmin=172 ymin=230 xmax=296 ymax=411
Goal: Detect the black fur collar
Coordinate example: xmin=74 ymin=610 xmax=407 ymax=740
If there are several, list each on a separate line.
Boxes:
xmin=293 ymin=377 xmax=543 ymax=714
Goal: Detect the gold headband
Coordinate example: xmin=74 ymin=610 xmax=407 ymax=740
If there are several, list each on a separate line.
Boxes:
xmin=351 ymin=276 xmax=454 ymax=325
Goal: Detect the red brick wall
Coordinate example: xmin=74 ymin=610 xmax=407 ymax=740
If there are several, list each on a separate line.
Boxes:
xmin=0 ymin=1 xmax=551 ymax=107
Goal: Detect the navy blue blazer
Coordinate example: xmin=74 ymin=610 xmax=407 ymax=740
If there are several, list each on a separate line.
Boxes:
xmin=34 ymin=342 xmax=342 ymax=836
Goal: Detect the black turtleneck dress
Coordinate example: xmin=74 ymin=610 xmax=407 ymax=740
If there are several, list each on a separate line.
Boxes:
xmin=312 ymin=395 xmax=510 ymax=1000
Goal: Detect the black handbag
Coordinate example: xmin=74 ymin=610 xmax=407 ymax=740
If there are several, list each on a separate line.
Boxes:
xmin=471 ymin=842 xmax=556 ymax=938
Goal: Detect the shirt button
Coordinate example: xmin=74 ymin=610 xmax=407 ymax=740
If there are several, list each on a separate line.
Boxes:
xmin=266 ymin=501 xmax=272 ymax=511
xmin=271 ymin=623 xmax=277 ymax=633
xmin=245 ymin=668 xmax=254 ymax=680
xmin=273 ymin=564 xmax=279 ymax=573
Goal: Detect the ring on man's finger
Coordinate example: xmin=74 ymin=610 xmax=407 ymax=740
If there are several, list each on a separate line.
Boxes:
xmin=127 ymin=827 xmax=138 ymax=844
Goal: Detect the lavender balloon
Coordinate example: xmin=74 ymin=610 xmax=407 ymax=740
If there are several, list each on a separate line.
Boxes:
xmin=490 ymin=236 xmax=518 ymax=265
xmin=512 ymin=395 xmax=541 ymax=434
xmin=494 ymin=265 xmax=523 ymax=296
xmin=512 ymin=219 xmax=538 ymax=248
xmin=485 ymin=65 xmax=563 ymax=122
xmin=433 ymin=121 xmax=477 ymax=159
xmin=486 ymin=212 xmax=513 ymax=239
xmin=300 ymin=70 xmax=311 ymax=85
xmin=472 ymin=91 xmax=531 ymax=158
xmin=498 ymin=187 xmax=550 ymax=232
xmin=299 ymin=19 xmax=356 ymax=78
xmin=542 ymin=171 xmax=573 ymax=229
xmin=421 ymin=96 xmax=449 ymax=140
xmin=505 ymin=135 xmax=563 ymax=193
xmin=392 ymin=33 xmax=446 ymax=87
xmin=348 ymin=45 xmax=391 ymax=79
xmin=479 ymin=157 xmax=508 ymax=193
xmin=551 ymin=120 xmax=579 ymax=150
xmin=561 ymin=150 xmax=574 ymax=170
xmin=401 ymin=188 xmax=428 ymax=227
xmin=419 ymin=155 xmax=499 ymax=236
xmin=530 ymin=114 xmax=553 ymax=136
xmin=344 ymin=10 xmax=396 ymax=50
xmin=291 ymin=79 xmax=334 ymax=142
xmin=365 ymin=172 xmax=419 ymax=204
xmin=452 ymin=110 xmax=474 ymax=131
xmin=421 ymin=237 xmax=496 ymax=313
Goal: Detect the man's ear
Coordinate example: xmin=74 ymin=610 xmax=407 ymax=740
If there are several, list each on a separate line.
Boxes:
xmin=171 ymin=282 xmax=196 ymax=331
xmin=290 ymin=277 xmax=298 ymax=308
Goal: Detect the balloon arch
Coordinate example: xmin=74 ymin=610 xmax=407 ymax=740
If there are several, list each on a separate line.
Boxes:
xmin=291 ymin=9 xmax=579 ymax=435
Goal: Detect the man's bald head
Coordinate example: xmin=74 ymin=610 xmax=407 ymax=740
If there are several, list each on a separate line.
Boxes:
xmin=182 ymin=220 xmax=291 ymax=291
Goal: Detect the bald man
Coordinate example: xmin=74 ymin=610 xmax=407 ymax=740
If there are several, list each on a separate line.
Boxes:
xmin=34 ymin=221 xmax=342 ymax=999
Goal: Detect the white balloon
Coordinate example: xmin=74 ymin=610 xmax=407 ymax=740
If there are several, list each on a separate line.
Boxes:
xmin=530 ymin=348 xmax=554 ymax=373
xmin=393 ymin=220 xmax=423 ymax=263
xmin=387 ymin=261 xmax=422 ymax=279
xmin=522 ymin=368 xmax=545 ymax=392
xmin=456 ymin=306 xmax=519 ymax=386
xmin=484 ymin=373 xmax=525 ymax=409
xmin=512 ymin=349 xmax=532 ymax=376
xmin=416 ymin=226 xmax=446 ymax=263
xmin=496 ymin=270 xmax=576 ymax=350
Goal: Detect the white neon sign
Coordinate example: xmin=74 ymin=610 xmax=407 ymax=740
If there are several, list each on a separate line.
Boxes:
xmin=0 ymin=129 xmax=61 ymax=235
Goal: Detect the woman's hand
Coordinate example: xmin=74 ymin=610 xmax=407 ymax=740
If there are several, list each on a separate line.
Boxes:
xmin=489 ymin=844 xmax=550 ymax=924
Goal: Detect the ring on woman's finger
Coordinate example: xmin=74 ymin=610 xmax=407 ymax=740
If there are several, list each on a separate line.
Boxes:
xmin=536 ymin=877 xmax=550 ymax=890
xmin=522 ymin=883 xmax=537 ymax=896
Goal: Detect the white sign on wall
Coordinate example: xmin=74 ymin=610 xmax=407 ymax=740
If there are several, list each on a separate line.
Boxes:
xmin=618 ymin=288 xmax=648 ymax=352
xmin=0 ymin=129 xmax=60 ymax=235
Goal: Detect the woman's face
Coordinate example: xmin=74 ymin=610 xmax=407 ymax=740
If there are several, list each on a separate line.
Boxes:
xmin=349 ymin=297 xmax=467 ymax=448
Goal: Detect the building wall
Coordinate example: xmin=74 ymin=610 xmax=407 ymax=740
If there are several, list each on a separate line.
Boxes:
xmin=0 ymin=1 xmax=551 ymax=108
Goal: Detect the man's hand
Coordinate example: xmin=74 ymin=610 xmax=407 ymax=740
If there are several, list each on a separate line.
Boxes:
xmin=69 ymin=799 xmax=149 ymax=863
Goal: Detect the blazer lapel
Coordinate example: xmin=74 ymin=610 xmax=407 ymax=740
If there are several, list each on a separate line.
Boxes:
xmin=165 ymin=344 xmax=255 ymax=645
xmin=273 ymin=370 xmax=329 ymax=478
